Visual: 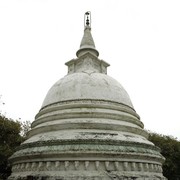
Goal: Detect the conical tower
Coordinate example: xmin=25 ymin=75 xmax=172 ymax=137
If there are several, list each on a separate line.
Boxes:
xmin=9 ymin=12 xmax=166 ymax=180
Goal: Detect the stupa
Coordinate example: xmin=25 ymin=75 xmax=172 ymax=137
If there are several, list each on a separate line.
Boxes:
xmin=9 ymin=12 xmax=166 ymax=180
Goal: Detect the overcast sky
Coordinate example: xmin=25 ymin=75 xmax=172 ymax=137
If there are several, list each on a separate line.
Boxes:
xmin=0 ymin=0 xmax=180 ymax=139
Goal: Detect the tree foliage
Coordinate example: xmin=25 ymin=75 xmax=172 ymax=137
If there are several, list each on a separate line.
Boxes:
xmin=20 ymin=120 xmax=31 ymax=139
xmin=0 ymin=114 xmax=25 ymax=179
xmin=149 ymin=132 xmax=180 ymax=180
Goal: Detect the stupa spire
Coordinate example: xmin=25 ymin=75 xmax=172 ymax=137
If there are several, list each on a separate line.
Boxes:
xmin=76 ymin=11 xmax=99 ymax=57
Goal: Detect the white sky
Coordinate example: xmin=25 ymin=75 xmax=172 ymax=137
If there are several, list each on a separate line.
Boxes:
xmin=0 ymin=0 xmax=180 ymax=139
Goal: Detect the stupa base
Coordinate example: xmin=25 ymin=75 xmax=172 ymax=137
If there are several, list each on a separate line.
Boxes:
xmin=9 ymin=168 xmax=166 ymax=180
xmin=8 ymin=174 xmax=166 ymax=180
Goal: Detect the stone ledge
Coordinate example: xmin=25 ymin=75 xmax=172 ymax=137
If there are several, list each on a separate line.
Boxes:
xmin=12 ymin=160 xmax=163 ymax=174
xmin=38 ymin=99 xmax=138 ymax=118
xmin=16 ymin=139 xmax=160 ymax=153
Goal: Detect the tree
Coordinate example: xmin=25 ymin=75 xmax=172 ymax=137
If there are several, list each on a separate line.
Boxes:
xmin=0 ymin=114 xmax=23 ymax=180
xmin=20 ymin=120 xmax=31 ymax=139
xmin=149 ymin=132 xmax=180 ymax=180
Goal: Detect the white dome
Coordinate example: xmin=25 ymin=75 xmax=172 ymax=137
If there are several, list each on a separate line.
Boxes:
xmin=42 ymin=72 xmax=133 ymax=108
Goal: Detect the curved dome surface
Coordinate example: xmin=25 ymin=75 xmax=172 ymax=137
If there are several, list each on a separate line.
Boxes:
xmin=42 ymin=72 xmax=134 ymax=108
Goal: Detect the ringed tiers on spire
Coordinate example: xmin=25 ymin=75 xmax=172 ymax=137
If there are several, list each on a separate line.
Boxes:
xmin=76 ymin=19 xmax=99 ymax=57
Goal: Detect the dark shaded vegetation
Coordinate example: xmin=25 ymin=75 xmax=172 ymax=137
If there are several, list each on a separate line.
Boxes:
xmin=0 ymin=114 xmax=31 ymax=180
xmin=149 ymin=132 xmax=180 ymax=180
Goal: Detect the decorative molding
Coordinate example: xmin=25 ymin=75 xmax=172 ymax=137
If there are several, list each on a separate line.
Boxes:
xmin=15 ymin=139 xmax=161 ymax=154
xmin=12 ymin=160 xmax=163 ymax=174
xmin=39 ymin=99 xmax=137 ymax=117
xmin=65 ymin=52 xmax=109 ymax=76
xmin=33 ymin=99 xmax=141 ymax=130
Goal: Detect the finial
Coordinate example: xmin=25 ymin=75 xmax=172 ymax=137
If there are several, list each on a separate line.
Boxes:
xmin=84 ymin=11 xmax=91 ymax=28
xmin=76 ymin=11 xmax=99 ymax=57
